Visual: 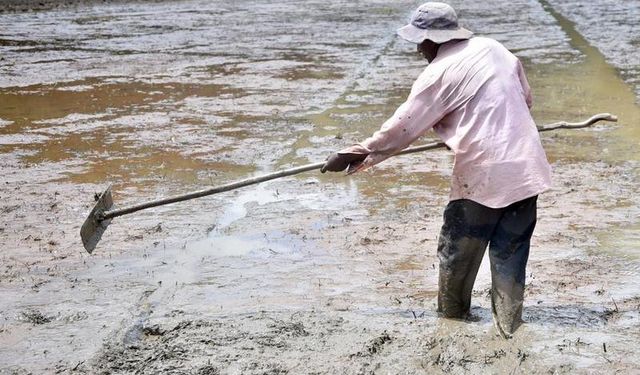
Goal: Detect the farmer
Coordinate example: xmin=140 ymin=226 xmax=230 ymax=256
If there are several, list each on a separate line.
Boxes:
xmin=321 ymin=2 xmax=551 ymax=338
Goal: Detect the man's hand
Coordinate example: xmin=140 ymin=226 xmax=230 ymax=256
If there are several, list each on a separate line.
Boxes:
xmin=320 ymin=152 xmax=368 ymax=173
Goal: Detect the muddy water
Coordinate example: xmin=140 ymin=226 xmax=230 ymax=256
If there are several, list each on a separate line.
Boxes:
xmin=1 ymin=0 xmax=640 ymax=373
xmin=534 ymin=1 xmax=640 ymax=260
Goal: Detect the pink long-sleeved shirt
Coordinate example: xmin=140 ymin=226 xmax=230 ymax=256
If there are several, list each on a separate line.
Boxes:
xmin=342 ymin=37 xmax=552 ymax=208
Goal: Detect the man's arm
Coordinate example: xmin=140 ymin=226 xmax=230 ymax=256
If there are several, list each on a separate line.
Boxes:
xmin=323 ymin=73 xmax=448 ymax=174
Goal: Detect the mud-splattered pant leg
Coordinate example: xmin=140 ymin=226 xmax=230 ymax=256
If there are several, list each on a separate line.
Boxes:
xmin=437 ymin=199 xmax=501 ymax=318
xmin=489 ymin=196 xmax=537 ymax=338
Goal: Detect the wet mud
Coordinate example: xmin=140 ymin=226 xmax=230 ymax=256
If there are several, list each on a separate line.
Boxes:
xmin=1 ymin=0 xmax=640 ymax=374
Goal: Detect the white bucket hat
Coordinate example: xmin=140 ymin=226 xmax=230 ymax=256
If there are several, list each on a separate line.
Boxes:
xmin=397 ymin=2 xmax=473 ymax=44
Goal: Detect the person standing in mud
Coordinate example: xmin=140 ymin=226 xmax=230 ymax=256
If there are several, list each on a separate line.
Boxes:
xmin=321 ymin=2 xmax=552 ymax=338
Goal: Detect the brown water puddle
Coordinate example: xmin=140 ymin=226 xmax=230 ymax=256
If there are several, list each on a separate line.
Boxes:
xmin=532 ymin=1 xmax=640 ymax=258
xmin=0 ymin=78 xmax=262 ymax=193
xmin=532 ymin=0 xmax=640 ymax=164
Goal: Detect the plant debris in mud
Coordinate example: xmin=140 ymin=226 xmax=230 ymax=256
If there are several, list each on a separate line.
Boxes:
xmin=18 ymin=309 xmax=53 ymax=325
xmin=350 ymin=331 xmax=392 ymax=358
xmin=89 ymin=316 xmax=307 ymax=373
xmin=142 ymin=324 xmax=165 ymax=337
xmin=266 ymin=319 xmax=309 ymax=338
xmin=196 ymin=364 xmax=221 ymax=375
xmin=483 ymin=349 xmax=506 ymax=364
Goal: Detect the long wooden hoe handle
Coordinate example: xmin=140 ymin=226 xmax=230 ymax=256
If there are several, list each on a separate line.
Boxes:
xmin=81 ymin=113 xmax=617 ymax=252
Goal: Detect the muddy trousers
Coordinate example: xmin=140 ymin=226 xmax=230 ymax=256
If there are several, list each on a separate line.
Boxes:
xmin=436 ymin=196 xmax=537 ymax=338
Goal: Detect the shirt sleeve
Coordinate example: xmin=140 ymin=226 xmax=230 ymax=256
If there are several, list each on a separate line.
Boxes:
xmin=516 ymin=59 xmax=533 ymax=109
xmin=339 ymin=69 xmax=449 ymax=172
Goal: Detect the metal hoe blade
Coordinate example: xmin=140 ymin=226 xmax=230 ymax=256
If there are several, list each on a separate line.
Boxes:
xmin=80 ymin=186 xmax=114 ymax=253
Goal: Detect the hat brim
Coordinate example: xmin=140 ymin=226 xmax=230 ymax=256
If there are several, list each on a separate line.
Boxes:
xmin=397 ymin=24 xmax=473 ymax=44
